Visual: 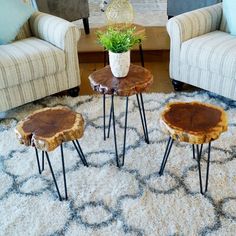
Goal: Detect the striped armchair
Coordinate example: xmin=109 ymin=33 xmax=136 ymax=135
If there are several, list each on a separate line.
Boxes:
xmin=0 ymin=11 xmax=81 ymax=112
xmin=167 ymin=3 xmax=236 ymax=100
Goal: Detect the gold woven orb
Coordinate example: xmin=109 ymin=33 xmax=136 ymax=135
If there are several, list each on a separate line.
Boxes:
xmin=105 ymin=0 xmax=134 ymax=25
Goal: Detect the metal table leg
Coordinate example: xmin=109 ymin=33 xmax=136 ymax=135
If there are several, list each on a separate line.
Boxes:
xmin=60 ymin=144 xmax=68 ymax=200
xmin=45 ymin=151 xmax=62 ymax=201
xmin=136 ymin=93 xmax=149 ymax=144
xmin=193 ymin=142 xmax=212 ymax=194
xmin=72 ymin=140 xmax=89 ymax=167
xmin=103 ymin=94 xmax=106 ymax=140
xmin=103 ymin=93 xmax=149 ymax=167
xmin=111 ymin=95 xmax=120 ymax=167
xmin=110 ymin=95 xmax=129 ymax=167
xmin=159 ymin=137 xmax=174 ymax=175
xmin=196 ymin=144 xmax=204 ymax=194
xmin=34 ymin=147 xmax=41 ymax=174
xmin=139 ymin=41 xmax=145 ymax=67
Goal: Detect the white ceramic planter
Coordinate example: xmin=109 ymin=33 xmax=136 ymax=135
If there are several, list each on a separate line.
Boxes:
xmin=109 ymin=50 xmax=130 ymax=78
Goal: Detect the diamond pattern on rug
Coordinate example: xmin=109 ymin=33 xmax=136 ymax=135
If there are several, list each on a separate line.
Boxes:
xmin=0 ymin=91 xmax=236 ymax=235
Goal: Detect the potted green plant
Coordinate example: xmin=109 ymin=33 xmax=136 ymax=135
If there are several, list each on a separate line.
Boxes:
xmin=97 ymin=26 xmax=144 ymax=77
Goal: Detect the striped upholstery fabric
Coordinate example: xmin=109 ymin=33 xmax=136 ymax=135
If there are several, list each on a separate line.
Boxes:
xmin=180 ymin=31 xmax=236 ymax=78
xmin=15 ymin=21 xmax=32 ymax=41
xmin=0 ymin=37 xmax=65 ymax=89
xmin=0 ymin=11 xmax=81 ymax=112
xmin=0 ymin=72 xmax=67 ymax=112
xmin=30 ymin=12 xmax=81 ymax=88
xmin=179 ymin=65 xmax=236 ymax=100
xmin=167 ymin=3 xmax=222 ymax=80
xmin=220 ymin=11 xmax=230 ymax=33
xmin=167 ymin=3 xmax=236 ymax=100
xmin=168 ymin=3 xmax=222 ymax=43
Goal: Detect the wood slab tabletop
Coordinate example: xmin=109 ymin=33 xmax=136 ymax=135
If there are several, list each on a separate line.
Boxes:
xmin=15 ymin=107 xmax=84 ymax=152
xmin=89 ymin=64 xmax=153 ymax=96
xmin=160 ymin=102 xmax=228 ymax=144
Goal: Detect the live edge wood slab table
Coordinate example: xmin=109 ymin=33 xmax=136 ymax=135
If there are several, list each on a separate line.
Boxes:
xmin=89 ymin=64 xmax=153 ymax=167
xmin=159 ymin=102 xmax=228 ymax=194
xmin=15 ymin=107 xmax=88 ymax=201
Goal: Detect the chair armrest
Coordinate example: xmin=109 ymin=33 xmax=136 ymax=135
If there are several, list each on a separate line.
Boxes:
xmin=29 ymin=11 xmax=81 ymax=89
xmin=167 ymin=3 xmax=222 ymax=80
xmin=29 ymin=11 xmax=80 ymax=50
xmin=167 ymin=3 xmax=222 ymax=44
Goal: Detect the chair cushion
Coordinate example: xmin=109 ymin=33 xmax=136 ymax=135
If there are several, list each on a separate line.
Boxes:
xmin=0 ymin=37 xmax=65 ymax=89
xmin=0 ymin=0 xmax=35 ymax=44
xmin=180 ymin=31 xmax=236 ymax=79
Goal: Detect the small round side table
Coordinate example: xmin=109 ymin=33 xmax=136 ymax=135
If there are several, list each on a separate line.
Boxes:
xmin=159 ymin=102 xmax=228 ymax=194
xmin=89 ymin=64 xmax=153 ymax=167
xmin=15 ymin=107 xmax=88 ymax=201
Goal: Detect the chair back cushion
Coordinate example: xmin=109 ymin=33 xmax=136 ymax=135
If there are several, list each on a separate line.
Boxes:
xmin=0 ymin=0 xmax=35 ymax=44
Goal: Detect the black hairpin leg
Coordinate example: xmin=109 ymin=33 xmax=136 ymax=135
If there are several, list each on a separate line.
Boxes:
xmin=122 ymin=97 xmax=129 ymax=166
xmin=194 ymin=143 xmax=212 ymax=194
xmin=139 ymin=41 xmax=145 ymax=67
xmin=35 ymin=142 xmax=87 ymax=201
xmin=104 ymin=50 xmax=106 ymax=67
xmin=192 ymin=145 xmax=195 ymax=159
xmin=136 ymin=93 xmax=149 ymax=144
xmin=205 ymin=142 xmax=212 ymax=192
xmin=107 ymin=97 xmax=113 ymax=139
xmin=45 ymin=151 xmax=62 ymax=201
xmin=34 ymin=147 xmax=41 ymax=174
xmin=193 ymin=144 xmax=203 ymax=160
xmin=103 ymin=93 xmax=113 ymax=139
xmin=72 ymin=140 xmax=88 ymax=167
xmin=103 ymin=49 xmax=109 ymax=66
xmin=110 ymin=96 xmax=129 ymax=167
xmin=42 ymin=151 xmax=45 ymax=171
xmin=76 ymin=140 xmax=88 ymax=167
xmin=159 ymin=137 xmax=174 ymax=175
xmin=60 ymin=144 xmax=68 ymax=200
xmin=140 ymin=94 xmax=149 ymax=143
xmin=111 ymin=95 xmax=120 ymax=168
xmin=196 ymin=144 xmax=204 ymax=194
xmin=103 ymin=94 xmax=106 ymax=141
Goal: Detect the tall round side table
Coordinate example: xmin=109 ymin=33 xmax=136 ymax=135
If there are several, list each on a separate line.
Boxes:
xmin=89 ymin=64 xmax=153 ymax=167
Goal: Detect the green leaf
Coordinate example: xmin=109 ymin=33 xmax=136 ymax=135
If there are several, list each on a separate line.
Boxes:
xmin=96 ymin=26 xmax=145 ymax=53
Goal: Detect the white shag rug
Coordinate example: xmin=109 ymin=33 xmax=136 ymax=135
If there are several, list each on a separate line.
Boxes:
xmin=74 ymin=0 xmax=168 ymax=28
xmin=1 ymin=91 xmax=236 ymax=236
